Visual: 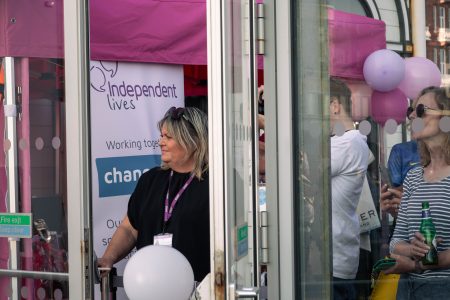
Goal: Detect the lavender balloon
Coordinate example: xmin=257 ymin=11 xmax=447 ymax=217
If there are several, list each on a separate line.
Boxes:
xmin=398 ymin=57 xmax=442 ymax=99
xmin=363 ymin=49 xmax=405 ymax=92
xmin=370 ymin=89 xmax=409 ymax=126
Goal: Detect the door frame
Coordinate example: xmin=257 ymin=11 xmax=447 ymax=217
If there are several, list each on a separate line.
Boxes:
xmin=264 ymin=1 xmax=296 ymax=299
xmin=64 ymin=0 xmax=92 ymax=298
xmin=207 ymin=1 xmax=296 ymax=299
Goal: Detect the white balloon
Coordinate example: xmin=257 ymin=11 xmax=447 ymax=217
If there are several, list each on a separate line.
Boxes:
xmin=123 ymin=245 xmax=195 ymax=300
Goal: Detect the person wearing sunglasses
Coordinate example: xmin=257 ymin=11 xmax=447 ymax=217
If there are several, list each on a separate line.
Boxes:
xmin=99 ymin=106 xmax=210 ymax=284
xmin=384 ymin=86 xmax=450 ymax=299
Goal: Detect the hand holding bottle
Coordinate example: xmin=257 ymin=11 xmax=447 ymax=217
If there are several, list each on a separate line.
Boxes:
xmin=409 ymin=232 xmax=433 ymax=261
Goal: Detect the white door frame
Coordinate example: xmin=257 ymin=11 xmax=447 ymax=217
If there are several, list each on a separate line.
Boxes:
xmin=64 ymin=0 xmax=92 ymax=298
xmin=207 ymin=0 xmax=227 ymax=298
xmin=264 ymin=0 xmax=296 ymax=299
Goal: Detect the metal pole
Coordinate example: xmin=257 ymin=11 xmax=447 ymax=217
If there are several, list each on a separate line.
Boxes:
xmin=0 ymin=269 xmax=69 ymax=281
xmin=4 ymin=56 xmax=20 ymax=300
xmin=100 ymin=267 xmax=117 ymax=300
xmin=411 ymin=0 xmax=426 ymax=57
xmin=100 ymin=272 xmax=111 ymax=300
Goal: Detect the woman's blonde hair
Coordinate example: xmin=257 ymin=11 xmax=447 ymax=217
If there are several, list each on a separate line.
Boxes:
xmin=158 ymin=106 xmax=208 ymax=179
xmin=416 ymin=86 xmax=450 ymax=166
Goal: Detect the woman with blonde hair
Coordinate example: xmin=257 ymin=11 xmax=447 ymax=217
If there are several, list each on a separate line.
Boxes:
xmin=99 ymin=106 xmax=210 ymax=283
xmin=386 ymin=86 xmax=450 ymax=299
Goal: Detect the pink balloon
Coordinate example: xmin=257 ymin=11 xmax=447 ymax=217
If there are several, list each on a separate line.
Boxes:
xmin=363 ymin=49 xmax=405 ymax=92
xmin=370 ymin=89 xmax=409 ymax=126
xmin=398 ymin=57 xmax=442 ymax=99
xmin=347 ymin=81 xmax=372 ymax=121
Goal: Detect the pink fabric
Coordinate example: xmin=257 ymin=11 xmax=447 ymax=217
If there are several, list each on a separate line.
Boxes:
xmin=0 ymin=1 xmax=6 ymax=56
xmin=0 ymin=3 xmax=386 ymax=79
xmin=328 ymin=9 xmax=386 ymax=80
xmin=0 ymin=0 xmax=207 ymax=65
xmin=89 ymin=0 xmax=207 ymax=65
xmin=0 ymin=0 xmax=64 ymax=58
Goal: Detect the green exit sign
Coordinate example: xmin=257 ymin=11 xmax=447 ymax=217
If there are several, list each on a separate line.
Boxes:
xmin=0 ymin=213 xmax=32 ymax=238
xmin=236 ymin=223 xmax=248 ymax=259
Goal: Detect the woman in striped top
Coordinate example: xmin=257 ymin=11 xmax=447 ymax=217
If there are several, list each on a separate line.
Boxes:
xmin=386 ymin=86 xmax=450 ymax=299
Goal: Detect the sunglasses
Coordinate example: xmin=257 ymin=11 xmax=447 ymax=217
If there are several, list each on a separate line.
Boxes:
xmin=406 ymin=104 xmax=446 ymax=120
xmin=165 ymin=106 xmax=192 ymax=124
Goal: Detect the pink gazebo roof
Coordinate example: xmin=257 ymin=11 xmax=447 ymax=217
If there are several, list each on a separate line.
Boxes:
xmin=0 ymin=1 xmax=386 ymax=79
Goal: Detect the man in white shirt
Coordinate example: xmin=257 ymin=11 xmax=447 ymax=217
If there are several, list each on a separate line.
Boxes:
xmin=329 ymin=78 xmax=369 ymax=300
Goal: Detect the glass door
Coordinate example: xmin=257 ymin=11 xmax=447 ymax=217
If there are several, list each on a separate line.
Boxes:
xmin=222 ymin=0 xmax=262 ymax=298
xmin=0 ymin=58 xmax=69 ymax=300
xmin=0 ymin=1 xmax=89 ymax=298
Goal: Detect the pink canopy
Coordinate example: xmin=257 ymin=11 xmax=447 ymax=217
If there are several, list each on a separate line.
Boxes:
xmin=0 ymin=0 xmax=64 ymax=58
xmin=0 ymin=0 xmax=207 ymax=65
xmin=89 ymin=0 xmax=207 ymax=65
xmin=0 ymin=1 xmax=386 ymax=79
xmin=328 ymin=9 xmax=386 ymax=80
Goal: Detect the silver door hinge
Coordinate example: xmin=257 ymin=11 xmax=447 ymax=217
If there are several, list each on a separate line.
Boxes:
xmin=260 ymin=210 xmax=268 ymax=263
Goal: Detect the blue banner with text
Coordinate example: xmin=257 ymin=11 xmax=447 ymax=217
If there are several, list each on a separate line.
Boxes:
xmin=96 ymin=155 xmax=161 ymax=197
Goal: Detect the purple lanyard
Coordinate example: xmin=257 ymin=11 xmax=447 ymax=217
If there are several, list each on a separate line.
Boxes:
xmin=164 ymin=171 xmax=195 ymax=223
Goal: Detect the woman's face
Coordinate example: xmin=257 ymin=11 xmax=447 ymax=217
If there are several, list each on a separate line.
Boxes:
xmin=410 ymin=92 xmax=442 ymax=141
xmin=159 ymin=124 xmax=192 ymax=170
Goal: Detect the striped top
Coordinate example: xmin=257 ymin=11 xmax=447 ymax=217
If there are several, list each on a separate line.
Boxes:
xmin=390 ymin=167 xmax=450 ymax=279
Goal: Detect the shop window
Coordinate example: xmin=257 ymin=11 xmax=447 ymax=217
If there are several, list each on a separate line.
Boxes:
xmin=448 ymin=7 xmax=450 ymax=28
xmin=448 ymin=49 xmax=450 ymax=71
xmin=440 ymin=48 xmax=446 ymax=74
xmin=328 ymin=0 xmax=367 ymax=16
xmin=434 ymin=5 xmax=438 ymax=31
xmin=440 ymin=6 xmax=446 ymax=28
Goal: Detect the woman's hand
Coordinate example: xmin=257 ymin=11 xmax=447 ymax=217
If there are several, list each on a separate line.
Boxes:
xmin=97 ymin=256 xmax=114 ymax=278
xmin=383 ymin=253 xmax=415 ymax=274
xmin=97 ymin=215 xmax=138 ymax=277
xmin=379 ymin=184 xmax=402 ymax=218
xmin=97 ymin=256 xmax=114 ymax=269
xmin=409 ymin=232 xmax=431 ymax=261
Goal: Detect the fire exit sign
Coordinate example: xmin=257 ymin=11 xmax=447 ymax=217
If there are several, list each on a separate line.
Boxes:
xmin=0 ymin=213 xmax=32 ymax=238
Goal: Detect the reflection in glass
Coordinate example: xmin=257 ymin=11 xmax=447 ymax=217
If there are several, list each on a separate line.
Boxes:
xmin=19 ymin=138 xmax=28 ymax=150
xmin=35 ymin=137 xmax=45 ymax=151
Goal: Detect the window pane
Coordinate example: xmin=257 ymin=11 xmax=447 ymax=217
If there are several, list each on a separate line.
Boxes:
xmin=292 ymin=1 xmax=444 ymax=299
xmin=0 ymin=1 xmax=68 ymax=297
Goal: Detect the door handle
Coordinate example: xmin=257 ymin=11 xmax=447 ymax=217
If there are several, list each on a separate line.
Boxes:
xmin=230 ymin=284 xmax=259 ymax=299
xmin=236 ymin=287 xmax=259 ymax=298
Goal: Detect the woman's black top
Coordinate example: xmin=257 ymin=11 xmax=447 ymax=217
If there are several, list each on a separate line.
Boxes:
xmin=127 ymin=167 xmax=210 ymax=282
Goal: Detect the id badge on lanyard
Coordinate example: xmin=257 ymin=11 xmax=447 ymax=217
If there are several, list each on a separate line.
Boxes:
xmin=154 ymin=233 xmax=173 ymax=247
xmin=154 ymin=171 xmax=195 ymax=248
